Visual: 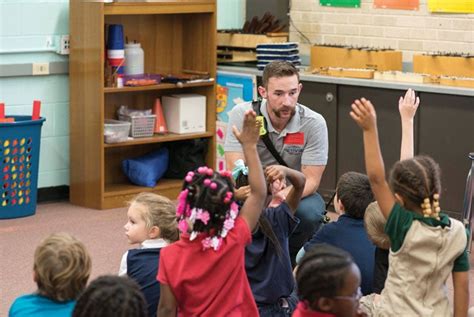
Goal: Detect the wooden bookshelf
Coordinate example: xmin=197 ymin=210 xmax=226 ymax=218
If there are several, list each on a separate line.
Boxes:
xmin=70 ymin=0 xmax=216 ymax=209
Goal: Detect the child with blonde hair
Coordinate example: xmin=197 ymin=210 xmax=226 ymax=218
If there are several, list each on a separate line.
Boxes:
xmin=363 ymin=202 xmax=389 ymax=294
xmin=119 ymin=192 xmax=179 ymax=317
xmin=351 ymin=93 xmax=469 ymax=316
xmin=157 ymin=109 xmax=267 ymax=316
xmin=9 ymin=232 xmax=91 ymax=317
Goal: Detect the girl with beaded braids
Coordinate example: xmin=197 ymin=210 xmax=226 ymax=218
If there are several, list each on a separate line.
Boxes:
xmin=157 ymin=109 xmax=267 ymax=317
xmin=351 ymin=97 xmax=469 ymax=317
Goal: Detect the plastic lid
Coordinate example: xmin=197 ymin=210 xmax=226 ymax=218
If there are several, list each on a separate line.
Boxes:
xmin=125 ymin=43 xmax=141 ymax=48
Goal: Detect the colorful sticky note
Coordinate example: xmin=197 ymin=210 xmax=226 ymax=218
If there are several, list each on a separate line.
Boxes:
xmin=320 ymin=0 xmax=360 ymax=8
xmin=428 ymin=0 xmax=474 ymax=13
xmin=374 ymin=0 xmax=419 ymax=10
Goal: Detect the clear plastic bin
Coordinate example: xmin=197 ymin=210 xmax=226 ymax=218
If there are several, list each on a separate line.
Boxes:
xmin=104 ymin=119 xmax=131 ymax=143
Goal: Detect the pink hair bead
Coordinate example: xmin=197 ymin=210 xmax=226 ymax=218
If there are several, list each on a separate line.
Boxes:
xmin=203 ymin=179 xmax=211 ymax=186
xmin=210 ymin=182 xmax=217 ymax=190
xmin=185 ymin=175 xmax=193 ymax=182
xmin=207 ymin=168 xmax=214 ymax=176
xmin=198 ymin=167 xmax=206 ymax=174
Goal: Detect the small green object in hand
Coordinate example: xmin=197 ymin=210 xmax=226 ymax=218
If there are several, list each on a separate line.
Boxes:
xmin=256 ymin=116 xmax=267 ymax=136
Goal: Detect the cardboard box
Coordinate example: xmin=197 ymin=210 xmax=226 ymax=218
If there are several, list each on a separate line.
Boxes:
xmin=413 ymin=54 xmax=474 ymax=78
xmin=317 ymin=67 xmax=374 ymax=79
xmin=439 ymin=76 xmax=474 ymax=88
xmin=374 ymin=71 xmax=439 ymax=84
xmin=311 ymin=45 xmax=403 ymax=71
xmin=217 ymin=32 xmax=288 ymax=49
xmin=162 ymin=94 xmax=206 ymax=134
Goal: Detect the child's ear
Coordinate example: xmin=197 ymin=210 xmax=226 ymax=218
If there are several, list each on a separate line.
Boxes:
xmin=394 ymin=193 xmax=405 ymax=207
xmin=335 ymin=198 xmax=345 ymax=214
xmin=148 ymin=226 xmax=161 ymax=239
xmin=317 ymin=297 xmax=335 ymax=312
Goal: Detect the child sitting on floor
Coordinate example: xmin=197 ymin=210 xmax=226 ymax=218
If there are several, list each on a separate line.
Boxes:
xmin=157 ymin=109 xmax=267 ymax=316
xmin=363 ymin=88 xmax=420 ymax=295
xmin=351 ymin=96 xmax=469 ymax=316
xmin=73 ymin=275 xmax=148 ymax=317
xmin=234 ymin=163 xmax=305 ymax=316
xmin=294 ymin=244 xmax=365 ymax=317
xmin=363 ymin=202 xmax=389 ymax=294
xmin=119 ymin=192 xmax=179 ymax=317
xmin=9 ymin=232 xmax=91 ymax=317
xmin=296 ymin=171 xmax=375 ymax=295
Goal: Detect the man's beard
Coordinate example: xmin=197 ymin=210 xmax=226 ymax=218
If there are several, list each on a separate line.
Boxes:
xmin=272 ymin=107 xmax=296 ymax=118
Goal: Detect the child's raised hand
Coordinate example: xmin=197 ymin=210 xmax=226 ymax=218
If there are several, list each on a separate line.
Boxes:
xmin=232 ymin=109 xmax=260 ymax=146
xmin=399 ymin=88 xmax=419 ymax=121
xmin=350 ymin=98 xmax=377 ymax=131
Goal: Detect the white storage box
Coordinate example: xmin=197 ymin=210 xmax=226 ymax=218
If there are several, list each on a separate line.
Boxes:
xmin=104 ymin=119 xmax=131 ymax=143
xmin=162 ymin=94 xmax=206 ymax=134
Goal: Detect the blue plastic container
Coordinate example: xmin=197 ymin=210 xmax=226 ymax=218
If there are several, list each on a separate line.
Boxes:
xmin=0 ymin=116 xmax=45 ymax=219
xmin=107 ymin=24 xmax=124 ymax=50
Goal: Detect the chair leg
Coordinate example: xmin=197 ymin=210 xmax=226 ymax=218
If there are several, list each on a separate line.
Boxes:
xmin=462 ymin=153 xmax=474 ymax=253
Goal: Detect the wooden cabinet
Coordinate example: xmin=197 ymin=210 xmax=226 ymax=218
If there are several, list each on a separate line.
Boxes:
xmin=417 ymin=92 xmax=474 ymax=215
xmin=69 ymin=0 xmax=216 ymax=209
xmin=297 ymin=81 xmax=338 ymax=201
xmin=336 ymin=86 xmax=411 ymax=177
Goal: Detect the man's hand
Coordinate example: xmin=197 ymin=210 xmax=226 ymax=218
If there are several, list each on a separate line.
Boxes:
xmin=350 ymin=98 xmax=377 ymax=132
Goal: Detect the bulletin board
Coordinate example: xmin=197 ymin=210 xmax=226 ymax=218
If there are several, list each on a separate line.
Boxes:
xmin=216 ymin=71 xmax=257 ymax=123
xmin=215 ymin=71 xmax=257 ymax=171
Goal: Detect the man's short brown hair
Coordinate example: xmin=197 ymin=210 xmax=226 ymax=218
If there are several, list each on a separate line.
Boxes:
xmin=262 ymin=61 xmax=300 ymax=88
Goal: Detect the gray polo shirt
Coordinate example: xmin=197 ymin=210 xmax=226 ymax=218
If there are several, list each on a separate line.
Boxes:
xmin=224 ymin=100 xmax=328 ymax=171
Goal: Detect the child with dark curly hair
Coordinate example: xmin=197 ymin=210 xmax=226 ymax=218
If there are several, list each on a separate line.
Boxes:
xmin=294 ymin=244 xmax=365 ymax=317
xmin=73 ymin=275 xmax=147 ymax=317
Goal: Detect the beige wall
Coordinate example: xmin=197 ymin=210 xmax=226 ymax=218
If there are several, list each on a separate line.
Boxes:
xmin=290 ymin=0 xmax=474 ymax=63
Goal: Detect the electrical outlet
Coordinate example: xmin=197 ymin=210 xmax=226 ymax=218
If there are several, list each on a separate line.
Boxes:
xmin=46 ymin=36 xmax=54 ymax=48
xmin=58 ymin=35 xmax=70 ymax=55
xmin=32 ymin=63 xmax=49 ymax=75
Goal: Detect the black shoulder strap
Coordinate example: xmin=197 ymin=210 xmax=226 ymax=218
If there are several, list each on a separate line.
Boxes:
xmin=252 ymin=100 xmax=288 ymax=167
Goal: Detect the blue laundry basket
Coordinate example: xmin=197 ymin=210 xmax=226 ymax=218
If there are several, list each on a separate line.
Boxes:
xmin=0 ymin=116 xmax=46 ymax=219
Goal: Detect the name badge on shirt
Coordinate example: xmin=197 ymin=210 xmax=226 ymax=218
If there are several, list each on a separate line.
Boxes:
xmin=284 ymin=132 xmax=304 ymax=145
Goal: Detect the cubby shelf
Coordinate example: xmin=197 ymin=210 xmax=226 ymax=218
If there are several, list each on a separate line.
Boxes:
xmin=104 ymin=80 xmax=214 ymax=94
xmin=70 ymin=0 xmax=216 ymax=209
xmin=103 ymin=131 xmax=214 ymax=148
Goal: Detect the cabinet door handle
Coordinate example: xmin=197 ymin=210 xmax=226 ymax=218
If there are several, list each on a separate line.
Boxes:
xmin=326 ymin=92 xmax=334 ymax=103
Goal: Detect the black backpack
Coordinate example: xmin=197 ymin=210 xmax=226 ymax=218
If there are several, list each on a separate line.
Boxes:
xmin=165 ymin=138 xmax=209 ymax=178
